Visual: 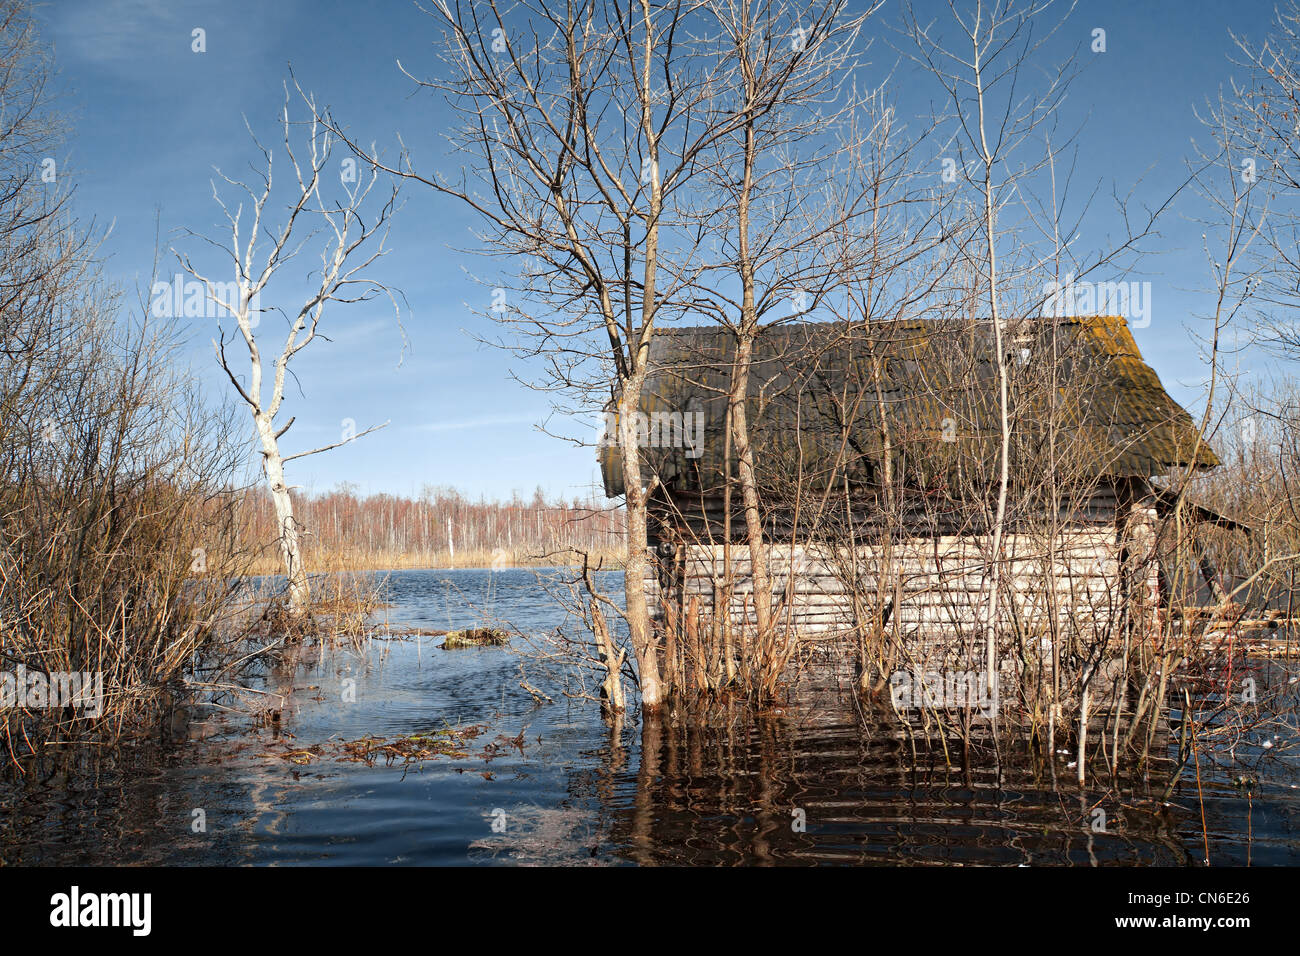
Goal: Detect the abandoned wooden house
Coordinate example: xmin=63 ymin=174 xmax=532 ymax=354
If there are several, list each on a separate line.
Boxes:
xmin=600 ymin=315 xmax=1227 ymax=702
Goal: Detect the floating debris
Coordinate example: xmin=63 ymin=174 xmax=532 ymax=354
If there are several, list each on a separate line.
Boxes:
xmin=441 ymin=627 xmax=510 ymax=649
xmin=381 ymin=625 xmax=449 ymax=639
xmin=259 ymin=725 xmax=487 ymax=767
xmin=338 ymin=727 xmax=487 ymax=766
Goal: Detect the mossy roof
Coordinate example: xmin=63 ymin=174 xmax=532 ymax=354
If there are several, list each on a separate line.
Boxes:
xmin=600 ymin=315 xmax=1218 ymax=497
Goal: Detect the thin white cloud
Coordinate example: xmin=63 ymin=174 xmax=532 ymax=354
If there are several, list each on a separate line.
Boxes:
xmin=49 ymin=0 xmax=190 ymax=69
xmin=45 ymin=0 xmax=289 ymax=78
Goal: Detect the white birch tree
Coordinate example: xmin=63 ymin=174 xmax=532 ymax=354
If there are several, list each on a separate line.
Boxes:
xmin=179 ymin=84 xmax=399 ymax=614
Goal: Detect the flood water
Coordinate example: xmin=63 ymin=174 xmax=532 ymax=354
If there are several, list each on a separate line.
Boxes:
xmin=2 ymin=568 xmax=1298 ymax=866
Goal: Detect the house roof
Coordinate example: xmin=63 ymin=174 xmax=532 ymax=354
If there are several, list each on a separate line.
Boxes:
xmin=600 ymin=315 xmax=1219 ymax=497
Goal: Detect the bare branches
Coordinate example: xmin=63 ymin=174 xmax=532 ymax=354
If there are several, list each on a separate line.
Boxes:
xmin=344 ymin=0 xmax=840 ymax=708
xmin=178 ymin=80 xmax=403 ymax=611
xmin=1214 ymin=2 xmax=1300 ymax=355
xmin=281 ymin=420 xmax=390 ymax=464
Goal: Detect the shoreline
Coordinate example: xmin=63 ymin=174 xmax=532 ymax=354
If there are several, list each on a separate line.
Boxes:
xmin=240 ymin=553 xmax=629 ymax=576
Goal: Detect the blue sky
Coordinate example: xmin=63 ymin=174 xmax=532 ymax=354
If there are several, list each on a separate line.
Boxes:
xmin=36 ymin=0 xmax=1291 ymax=501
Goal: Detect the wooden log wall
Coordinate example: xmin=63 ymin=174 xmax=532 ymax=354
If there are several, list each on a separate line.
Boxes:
xmin=649 ymin=533 xmax=1120 ymax=633
xmin=644 ymin=478 xmax=1162 ymax=682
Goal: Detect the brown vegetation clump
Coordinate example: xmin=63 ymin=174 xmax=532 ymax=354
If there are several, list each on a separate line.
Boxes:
xmin=0 ymin=0 xmax=261 ymax=760
xmin=257 ymin=725 xmax=488 ymax=767
xmin=441 ymin=628 xmax=510 ymax=649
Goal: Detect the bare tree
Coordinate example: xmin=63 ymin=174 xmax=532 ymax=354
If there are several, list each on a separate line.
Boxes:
xmin=687 ymin=0 xmax=877 ymax=695
xmin=179 ymin=84 xmax=400 ymax=614
xmin=1221 ymin=1 xmax=1300 ymax=355
xmin=900 ymin=0 xmax=1083 ymax=709
xmin=329 ymin=0 xmax=784 ymax=710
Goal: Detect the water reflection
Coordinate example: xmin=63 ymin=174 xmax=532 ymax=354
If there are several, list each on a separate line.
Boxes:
xmin=1 ymin=569 xmax=1297 ymax=866
xmin=607 ymin=709 xmax=1195 ymax=865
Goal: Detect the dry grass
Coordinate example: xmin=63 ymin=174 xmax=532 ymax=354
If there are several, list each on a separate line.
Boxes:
xmin=0 ymin=308 xmax=258 ymax=761
xmin=238 ymin=544 xmax=626 ymax=574
xmin=240 ymin=561 xmax=391 ymax=651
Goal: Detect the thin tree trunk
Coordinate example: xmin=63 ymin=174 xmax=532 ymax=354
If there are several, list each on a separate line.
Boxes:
xmin=591 ymin=597 xmax=626 ymax=714
xmin=618 ymin=0 xmax=669 ymax=713
xmin=255 ymin=412 xmax=308 ymax=611
xmin=731 ymin=105 xmax=776 ymax=691
xmin=975 ymin=39 xmax=1010 ymax=711
xmin=729 ymin=336 xmax=775 ymax=671
xmin=620 ymin=386 xmax=666 ymax=711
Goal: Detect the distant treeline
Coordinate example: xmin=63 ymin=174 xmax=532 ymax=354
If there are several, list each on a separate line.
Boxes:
xmin=235 ymin=485 xmax=626 ymax=570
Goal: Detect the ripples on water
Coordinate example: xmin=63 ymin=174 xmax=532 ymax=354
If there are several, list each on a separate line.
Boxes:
xmin=1 ymin=569 xmax=1297 ymax=865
